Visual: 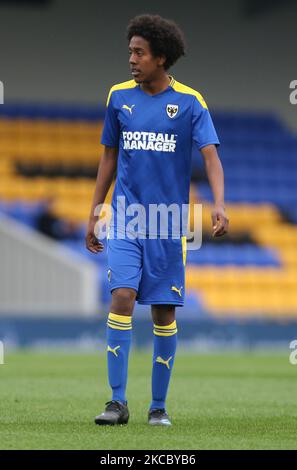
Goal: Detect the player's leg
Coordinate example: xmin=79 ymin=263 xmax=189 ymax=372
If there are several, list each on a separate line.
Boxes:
xmin=137 ymin=237 xmax=185 ymax=425
xmin=106 ymin=287 xmax=136 ymax=404
xmin=95 ymin=237 xmax=141 ymax=426
xmin=149 ymin=304 xmax=177 ymax=426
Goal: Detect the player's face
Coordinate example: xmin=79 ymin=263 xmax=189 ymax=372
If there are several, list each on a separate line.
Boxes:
xmin=128 ymin=36 xmax=165 ymax=83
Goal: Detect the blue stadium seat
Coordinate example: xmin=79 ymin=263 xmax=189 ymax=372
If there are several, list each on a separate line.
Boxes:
xmin=187 ymin=244 xmax=280 ymax=267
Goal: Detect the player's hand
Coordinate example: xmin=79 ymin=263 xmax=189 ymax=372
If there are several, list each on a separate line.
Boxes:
xmin=85 ymin=219 xmax=104 ymax=253
xmin=211 ymin=205 xmax=229 ymax=237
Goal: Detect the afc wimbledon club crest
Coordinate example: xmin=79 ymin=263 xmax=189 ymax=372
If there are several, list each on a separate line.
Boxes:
xmin=166 ymin=104 xmax=179 ymax=118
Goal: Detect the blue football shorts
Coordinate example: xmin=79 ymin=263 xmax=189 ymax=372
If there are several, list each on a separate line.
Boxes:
xmin=107 ymin=236 xmax=187 ymax=306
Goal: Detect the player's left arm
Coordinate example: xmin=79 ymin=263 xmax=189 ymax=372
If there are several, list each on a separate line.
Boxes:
xmin=200 ymin=144 xmax=229 ymax=237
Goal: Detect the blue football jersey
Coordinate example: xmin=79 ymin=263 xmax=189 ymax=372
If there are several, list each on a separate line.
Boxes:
xmin=101 ymin=76 xmax=219 ymax=237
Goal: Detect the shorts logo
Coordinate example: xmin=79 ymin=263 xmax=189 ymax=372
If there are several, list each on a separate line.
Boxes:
xmin=171 ymin=285 xmax=183 ymax=297
xmin=107 ymin=345 xmax=120 ymax=357
xmin=107 ymin=269 xmax=111 ymax=282
xmin=156 ymin=356 xmax=173 ymax=370
xmin=122 ymin=104 xmax=135 ymax=115
xmin=166 ymin=104 xmax=178 ymax=118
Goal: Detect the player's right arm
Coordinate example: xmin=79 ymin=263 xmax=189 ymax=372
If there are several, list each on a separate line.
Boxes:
xmin=85 ymin=146 xmax=118 ymax=253
xmin=86 ymin=86 xmax=120 ymax=253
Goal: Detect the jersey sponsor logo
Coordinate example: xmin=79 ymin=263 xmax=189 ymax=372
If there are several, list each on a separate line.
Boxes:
xmin=156 ymin=355 xmax=173 ymax=370
xmin=166 ymin=104 xmax=178 ymax=118
xmin=122 ymin=104 xmax=135 ymax=114
xmin=107 ymin=345 xmax=121 ymax=357
xmin=122 ymin=131 xmax=177 ymax=152
xmin=171 ymin=285 xmax=183 ymax=297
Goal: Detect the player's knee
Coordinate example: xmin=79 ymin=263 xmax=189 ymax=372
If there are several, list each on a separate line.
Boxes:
xmin=152 ymin=305 xmax=176 ymax=326
xmin=154 ymin=315 xmax=175 ymax=326
xmin=110 ymin=288 xmax=136 ymax=315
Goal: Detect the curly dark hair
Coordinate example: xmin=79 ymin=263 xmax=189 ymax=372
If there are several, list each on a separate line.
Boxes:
xmin=127 ymin=14 xmax=186 ymax=70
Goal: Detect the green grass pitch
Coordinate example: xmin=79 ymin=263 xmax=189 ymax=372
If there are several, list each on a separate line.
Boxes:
xmin=0 ymin=350 xmax=296 ymax=450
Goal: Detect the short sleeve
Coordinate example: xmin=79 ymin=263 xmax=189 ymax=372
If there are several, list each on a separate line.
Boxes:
xmin=101 ymin=90 xmax=120 ymax=147
xmin=192 ymin=97 xmax=220 ymax=150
